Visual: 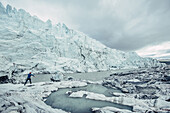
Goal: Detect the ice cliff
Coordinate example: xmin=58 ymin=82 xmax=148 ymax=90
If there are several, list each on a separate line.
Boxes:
xmin=0 ymin=2 xmax=163 ymax=75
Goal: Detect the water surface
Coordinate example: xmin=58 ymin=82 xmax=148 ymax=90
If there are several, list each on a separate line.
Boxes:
xmin=45 ymin=84 xmax=132 ymax=113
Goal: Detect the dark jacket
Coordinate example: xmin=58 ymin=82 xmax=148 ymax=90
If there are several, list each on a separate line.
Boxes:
xmin=27 ymin=73 xmax=34 ymax=79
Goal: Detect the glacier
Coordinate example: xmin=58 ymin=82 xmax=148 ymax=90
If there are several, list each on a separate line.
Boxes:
xmin=0 ymin=2 xmax=170 ymax=113
xmin=0 ymin=2 xmax=164 ymax=79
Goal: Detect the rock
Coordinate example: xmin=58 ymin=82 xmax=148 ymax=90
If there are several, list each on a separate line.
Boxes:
xmin=154 ymin=99 xmax=170 ymax=109
xmin=50 ymin=78 xmax=60 ymax=82
xmin=0 ymin=75 xmax=9 ymax=83
xmin=121 ymin=88 xmax=129 ymax=93
xmin=166 ymin=98 xmax=170 ymax=102
xmin=92 ymin=107 xmax=132 ymax=113
xmin=112 ymin=92 xmax=126 ymax=97
xmin=42 ymin=71 xmax=50 ymax=74
xmin=68 ymin=76 xmax=73 ymax=80
xmin=161 ymin=76 xmax=170 ymax=81
xmin=139 ymin=94 xmax=159 ymax=99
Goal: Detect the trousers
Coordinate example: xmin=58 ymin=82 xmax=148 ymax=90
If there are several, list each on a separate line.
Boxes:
xmin=24 ymin=78 xmax=31 ymax=85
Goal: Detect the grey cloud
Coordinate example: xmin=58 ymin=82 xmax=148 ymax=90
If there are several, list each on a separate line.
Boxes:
xmin=165 ymin=50 xmax=170 ymax=54
xmin=145 ymin=54 xmax=157 ymax=57
xmin=50 ymin=0 xmax=170 ymax=51
xmin=157 ymin=56 xmax=170 ymax=59
xmin=1 ymin=0 xmax=170 ymax=52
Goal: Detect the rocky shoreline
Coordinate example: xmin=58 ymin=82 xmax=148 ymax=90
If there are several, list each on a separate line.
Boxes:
xmin=0 ymin=66 xmax=170 ymax=113
xmin=101 ymin=66 xmax=170 ymax=112
xmin=0 ymin=81 xmax=87 ymax=113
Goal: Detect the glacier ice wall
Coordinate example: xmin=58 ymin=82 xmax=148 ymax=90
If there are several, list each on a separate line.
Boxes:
xmin=0 ymin=2 xmax=163 ymax=75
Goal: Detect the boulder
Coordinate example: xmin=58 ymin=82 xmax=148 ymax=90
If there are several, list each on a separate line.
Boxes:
xmin=0 ymin=75 xmax=9 ymax=83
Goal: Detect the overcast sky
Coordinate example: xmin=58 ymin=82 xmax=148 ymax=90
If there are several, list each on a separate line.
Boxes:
xmin=1 ymin=0 xmax=170 ymax=59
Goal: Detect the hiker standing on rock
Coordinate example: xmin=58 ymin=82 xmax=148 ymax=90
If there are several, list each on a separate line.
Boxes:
xmin=24 ymin=72 xmax=34 ymax=85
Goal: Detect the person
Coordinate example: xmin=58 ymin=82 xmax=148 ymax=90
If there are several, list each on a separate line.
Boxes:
xmin=24 ymin=72 xmax=34 ymax=85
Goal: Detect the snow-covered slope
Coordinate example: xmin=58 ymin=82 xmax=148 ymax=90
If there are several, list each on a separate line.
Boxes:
xmin=0 ymin=2 xmax=163 ymax=76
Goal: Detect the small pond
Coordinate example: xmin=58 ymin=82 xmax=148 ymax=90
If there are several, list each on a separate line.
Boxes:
xmin=45 ymin=84 xmax=133 ymax=113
